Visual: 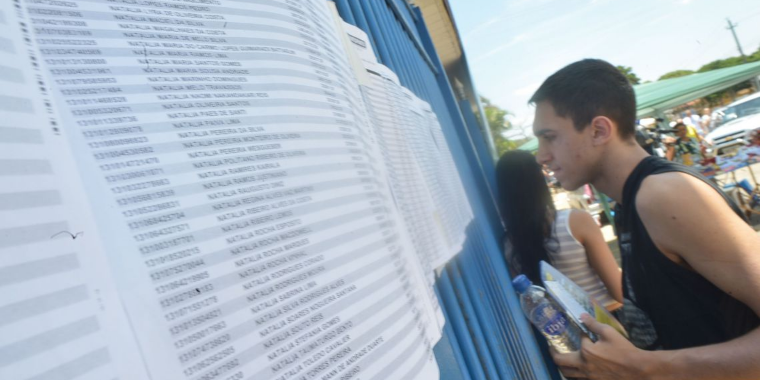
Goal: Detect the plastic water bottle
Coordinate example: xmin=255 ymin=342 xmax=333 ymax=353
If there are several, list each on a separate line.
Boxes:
xmin=512 ymin=274 xmax=581 ymax=353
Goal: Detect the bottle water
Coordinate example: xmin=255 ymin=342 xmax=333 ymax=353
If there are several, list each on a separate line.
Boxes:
xmin=512 ymin=274 xmax=581 ymax=353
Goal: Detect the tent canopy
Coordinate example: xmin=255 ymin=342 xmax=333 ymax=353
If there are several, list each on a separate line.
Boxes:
xmin=634 ymin=60 xmax=760 ymax=117
xmin=517 ymin=137 xmax=538 ymax=152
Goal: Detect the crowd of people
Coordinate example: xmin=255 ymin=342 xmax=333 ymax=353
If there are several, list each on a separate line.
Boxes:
xmin=497 ymin=59 xmax=760 ymax=379
xmin=656 ymin=107 xmax=759 ymax=167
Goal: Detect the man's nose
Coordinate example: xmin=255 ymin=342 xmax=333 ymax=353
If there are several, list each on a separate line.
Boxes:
xmin=535 ymin=146 xmax=551 ymax=166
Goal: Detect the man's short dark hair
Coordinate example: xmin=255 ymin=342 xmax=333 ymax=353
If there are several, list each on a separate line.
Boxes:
xmin=673 ymin=122 xmax=686 ymax=129
xmin=530 ymin=59 xmax=637 ymax=139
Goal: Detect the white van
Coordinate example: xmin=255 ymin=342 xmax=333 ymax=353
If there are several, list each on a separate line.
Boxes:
xmin=706 ymin=92 xmax=760 ymax=156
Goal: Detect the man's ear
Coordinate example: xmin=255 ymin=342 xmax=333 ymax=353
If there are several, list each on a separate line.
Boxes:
xmin=590 ymin=116 xmax=614 ymax=146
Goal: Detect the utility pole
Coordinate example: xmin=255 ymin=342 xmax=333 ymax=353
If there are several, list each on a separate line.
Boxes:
xmin=726 ymin=17 xmax=758 ymax=91
xmin=726 ymin=18 xmax=747 ymax=63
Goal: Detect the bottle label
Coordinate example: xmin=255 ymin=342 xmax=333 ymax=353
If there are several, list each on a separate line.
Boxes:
xmin=532 ymin=303 xmax=568 ymax=336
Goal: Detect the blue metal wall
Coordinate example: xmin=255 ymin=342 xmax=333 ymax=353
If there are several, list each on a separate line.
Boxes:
xmin=329 ymin=1 xmax=556 ymax=379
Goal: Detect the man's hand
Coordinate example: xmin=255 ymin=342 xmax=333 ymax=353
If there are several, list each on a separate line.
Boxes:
xmin=551 ymin=314 xmax=654 ymax=379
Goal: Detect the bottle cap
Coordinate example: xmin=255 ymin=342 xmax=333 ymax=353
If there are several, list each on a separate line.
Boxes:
xmin=512 ymin=274 xmax=532 ymax=293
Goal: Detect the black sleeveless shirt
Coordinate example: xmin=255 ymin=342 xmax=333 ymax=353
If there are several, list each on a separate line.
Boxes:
xmin=615 ymin=156 xmax=759 ymax=350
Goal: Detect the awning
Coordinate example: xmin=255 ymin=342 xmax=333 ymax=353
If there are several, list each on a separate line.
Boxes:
xmin=517 ymin=137 xmax=538 ymax=152
xmin=634 ymin=60 xmax=760 ymax=117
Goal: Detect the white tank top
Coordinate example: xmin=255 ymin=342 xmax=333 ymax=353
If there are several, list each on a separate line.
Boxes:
xmin=548 ymin=209 xmax=619 ymax=308
xmin=504 ymin=209 xmax=620 ymax=309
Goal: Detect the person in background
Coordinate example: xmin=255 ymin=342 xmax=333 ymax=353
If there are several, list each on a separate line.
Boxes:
xmin=701 ymin=107 xmax=712 ymax=132
xmin=665 ymin=122 xmax=702 ymax=166
xmin=683 ymin=109 xmax=704 ymax=133
xmin=542 ymin=166 xmax=559 ymax=191
xmin=749 ymin=129 xmax=760 ymax=147
xmin=681 ymin=111 xmax=694 ymax=126
xmin=682 ymin=120 xmax=703 ymax=142
xmin=742 ymin=130 xmax=760 ymax=158
xmin=496 ymin=150 xmax=623 ymax=312
xmin=634 ymin=123 xmax=655 ymax=155
xmin=531 ymin=58 xmax=760 ymax=379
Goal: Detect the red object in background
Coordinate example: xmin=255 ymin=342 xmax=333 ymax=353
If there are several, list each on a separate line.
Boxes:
xmin=583 ymin=184 xmax=596 ymax=204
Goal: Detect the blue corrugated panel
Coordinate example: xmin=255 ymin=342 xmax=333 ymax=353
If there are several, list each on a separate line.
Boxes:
xmin=329 ymin=1 xmax=555 ymax=379
xmin=346 ymin=1 xmax=379 ymax=61
xmin=332 ymin=0 xmax=356 ymax=24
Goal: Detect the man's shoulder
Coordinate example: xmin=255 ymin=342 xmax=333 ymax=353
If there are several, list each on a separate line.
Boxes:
xmin=632 ymin=171 xmax=740 ymax=263
xmin=634 ymin=170 xmax=740 ymax=230
xmin=635 ymin=171 xmax=706 ymax=212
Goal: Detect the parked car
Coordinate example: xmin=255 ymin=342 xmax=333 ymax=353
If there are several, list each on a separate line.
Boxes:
xmin=706 ymin=92 xmax=760 ymax=156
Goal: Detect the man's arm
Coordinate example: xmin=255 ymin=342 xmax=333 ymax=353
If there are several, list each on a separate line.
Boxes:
xmin=552 ymin=172 xmax=760 ymax=379
xmin=634 ymin=172 xmax=760 ymax=379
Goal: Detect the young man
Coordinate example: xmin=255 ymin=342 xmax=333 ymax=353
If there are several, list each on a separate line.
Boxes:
xmin=664 ymin=122 xmax=702 ymax=166
xmin=530 ymin=59 xmax=760 ymax=379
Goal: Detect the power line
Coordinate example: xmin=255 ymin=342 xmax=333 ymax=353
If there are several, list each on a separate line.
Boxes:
xmin=736 ymin=7 xmax=760 ymax=23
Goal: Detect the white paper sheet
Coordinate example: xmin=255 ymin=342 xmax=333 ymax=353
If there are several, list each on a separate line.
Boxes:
xmin=1 ymin=1 xmax=443 ymax=379
xmin=343 ymin=24 xmax=473 ymax=271
xmin=0 ymin=8 xmax=148 ymax=379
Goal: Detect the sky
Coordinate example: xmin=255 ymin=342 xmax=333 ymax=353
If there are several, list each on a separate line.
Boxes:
xmin=447 ymin=0 xmax=760 ymax=136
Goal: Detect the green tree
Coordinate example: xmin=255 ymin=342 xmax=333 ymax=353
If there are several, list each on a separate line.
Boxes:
xmin=697 ymin=56 xmax=751 ymax=72
xmin=651 ymin=46 xmax=760 ymax=107
xmin=480 ymin=96 xmax=528 ymax=156
xmin=698 ymin=46 xmax=760 ymax=72
xmin=697 ymin=46 xmax=760 ymax=105
xmin=751 ymin=45 xmax=760 ymax=61
xmin=658 ymin=70 xmax=695 ymax=80
xmin=616 ymin=65 xmax=641 ymax=85
xmin=481 ymin=96 xmax=508 ymax=131
xmin=657 ymin=46 xmax=760 ymax=81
